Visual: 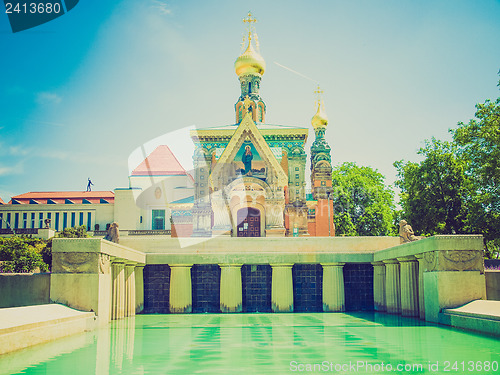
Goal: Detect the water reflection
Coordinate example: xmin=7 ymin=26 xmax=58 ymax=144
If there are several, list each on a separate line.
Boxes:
xmin=1 ymin=313 xmax=499 ymax=375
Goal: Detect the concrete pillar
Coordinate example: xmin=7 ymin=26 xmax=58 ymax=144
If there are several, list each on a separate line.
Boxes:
xmin=321 ymin=263 xmax=345 ymax=312
xmin=383 ymin=259 xmax=401 ymax=314
xmin=134 ymin=265 xmax=145 ymax=314
xmin=219 ymin=264 xmax=243 ymax=313
xmin=124 ymin=263 xmax=136 ymax=317
xmin=414 ymin=254 xmax=426 ymax=320
xmin=271 ymin=264 xmax=294 ymax=313
xmin=169 ymin=264 xmax=193 ymax=313
xmin=371 ymin=261 xmax=386 ymax=312
xmin=398 ymin=256 xmax=419 ymax=317
xmin=112 ymin=261 xmax=126 ymax=320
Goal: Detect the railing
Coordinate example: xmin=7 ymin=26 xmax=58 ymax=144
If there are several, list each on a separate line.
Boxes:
xmin=92 ymin=230 xmax=172 ymax=237
xmin=0 ymin=228 xmax=38 ymax=235
xmin=128 ymin=230 xmax=171 ymax=236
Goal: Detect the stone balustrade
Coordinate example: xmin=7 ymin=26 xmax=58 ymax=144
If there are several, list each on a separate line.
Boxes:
xmin=50 ymin=235 xmax=486 ymax=325
xmin=51 ymin=238 xmax=146 ymax=325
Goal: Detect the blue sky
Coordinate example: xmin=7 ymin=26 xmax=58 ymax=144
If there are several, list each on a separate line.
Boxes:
xmin=1 ymin=0 xmax=500 ymax=202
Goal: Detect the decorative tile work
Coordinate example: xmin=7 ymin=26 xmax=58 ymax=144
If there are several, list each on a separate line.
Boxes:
xmin=293 ymin=264 xmax=323 ymax=312
xmin=143 ymin=265 xmax=170 ymax=314
xmin=242 ymin=265 xmax=272 ymax=312
xmin=343 ymin=263 xmax=374 ymax=311
xmin=192 ymin=264 xmax=221 ymax=313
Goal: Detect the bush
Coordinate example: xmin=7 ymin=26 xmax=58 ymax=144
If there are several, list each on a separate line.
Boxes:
xmin=0 ymin=237 xmax=48 ymax=273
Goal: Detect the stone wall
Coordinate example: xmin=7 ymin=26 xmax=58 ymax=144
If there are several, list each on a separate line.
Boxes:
xmin=0 ymin=273 xmax=50 ymax=308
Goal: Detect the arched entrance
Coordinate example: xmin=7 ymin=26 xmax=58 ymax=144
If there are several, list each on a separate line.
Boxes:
xmin=236 ymin=207 xmax=261 ymax=237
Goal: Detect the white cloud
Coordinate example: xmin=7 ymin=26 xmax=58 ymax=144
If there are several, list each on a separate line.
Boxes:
xmin=0 ymin=162 xmax=24 ymax=176
xmin=36 ymin=92 xmax=62 ymax=105
xmin=150 ymin=0 xmax=171 ymax=15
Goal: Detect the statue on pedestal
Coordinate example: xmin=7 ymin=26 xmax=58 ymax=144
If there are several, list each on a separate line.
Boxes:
xmin=399 ymin=220 xmax=419 ymax=243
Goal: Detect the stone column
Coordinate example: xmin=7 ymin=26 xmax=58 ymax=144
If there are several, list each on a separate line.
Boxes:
xmin=321 ymin=263 xmax=345 ymax=312
xmin=271 ymin=264 xmax=294 ymax=313
xmin=124 ymin=263 xmax=136 ymax=317
xmin=112 ymin=260 xmax=126 ymax=320
xmin=134 ymin=264 xmax=145 ymax=314
xmin=169 ymin=264 xmax=193 ymax=313
xmin=414 ymin=254 xmax=425 ymax=319
xmin=371 ymin=261 xmax=386 ymax=312
xmin=398 ymin=256 xmax=419 ymax=317
xmin=219 ymin=264 xmax=243 ymax=313
xmin=383 ymin=259 xmax=401 ymax=314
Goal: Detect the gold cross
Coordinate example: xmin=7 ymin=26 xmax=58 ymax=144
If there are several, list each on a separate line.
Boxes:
xmin=314 ymin=85 xmax=324 ymax=105
xmin=243 ymin=11 xmax=257 ymax=38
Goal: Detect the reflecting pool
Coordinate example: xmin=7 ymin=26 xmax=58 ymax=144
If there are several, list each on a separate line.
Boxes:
xmin=1 ymin=313 xmax=499 ymax=374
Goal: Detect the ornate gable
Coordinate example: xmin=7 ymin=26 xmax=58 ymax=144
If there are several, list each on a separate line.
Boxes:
xmin=210 ymin=113 xmax=288 ymax=190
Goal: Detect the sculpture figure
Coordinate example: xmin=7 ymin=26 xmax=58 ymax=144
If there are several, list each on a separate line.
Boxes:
xmin=399 ymin=220 xmax=419 ymax=243
xmin=44 ymin=218 xmax=51 ymax=229
xmin=104 ymin=222 xmax=119 ymax=244
xmin=86 ymin=178 xmax=94 ymax=192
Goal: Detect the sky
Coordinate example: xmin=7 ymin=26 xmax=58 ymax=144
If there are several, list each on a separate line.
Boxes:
xmin=1 ymin=0 xmax=500 ymax=202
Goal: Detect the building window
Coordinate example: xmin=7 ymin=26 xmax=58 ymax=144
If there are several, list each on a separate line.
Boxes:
xmin=295 ymin=174 xmax=299 ymax=179
xmin=79 ymin=212 xmax=84 ymax=226
xmin=63 ymin=213 xmax=68 ymax=229
xmin=295 ymin=167 xmax=299 ymax=171
xmin=14 ymin=213 xmax=19 ymax=229
xmin=200 ymin=175 xmax=204 ymax=180
xmin=321 ymin=180 xmax=326 ymax=186
xmin=71 ymin=212 xmax=76 ymax=227
xmin=23 ymin=213 xmax=27 ymax=229
xmin=31 ymin=213 xmax=35 ymax=228
xmin=39 ymin=213 xmax=43 ymax=228
xmin=152 ymin=210 xmax=165 ymax=230
xmin=295 ymin=182 xmax=299 ymax=186
xmin=87 ymin=212 xmax=92 ymax=231
xmin=55 ymin=213 xmax=60 ymax=231
xmin=296 ymin=190 xmax=300 ymax=195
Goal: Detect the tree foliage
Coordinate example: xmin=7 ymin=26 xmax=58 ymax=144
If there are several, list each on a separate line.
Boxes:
xmin=395 ymin=74 xmax=500 ymax=258
xmin=331 ymin=162 xmax=396 ymax=236
xmin=0 ymin=236 xmax=48 ymax=273
xmin=394 ymin=139 xmax=472 ymax=235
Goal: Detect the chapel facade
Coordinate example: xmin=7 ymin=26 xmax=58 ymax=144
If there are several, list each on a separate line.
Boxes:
xmin=189 ymin=13 xmax=334 ymax=238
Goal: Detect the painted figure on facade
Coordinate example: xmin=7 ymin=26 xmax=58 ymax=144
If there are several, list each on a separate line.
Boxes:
xmin=86 ymin=178 xmax=93 ymax=192
xmin=399 ymin=220 xmax=419 ymax=243
xmin=242 ymin=145 xmax=253 ymax=175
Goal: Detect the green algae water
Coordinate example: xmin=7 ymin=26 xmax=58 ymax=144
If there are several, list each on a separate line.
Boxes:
xmin=1 ymin=313 xmax=499 ymax=375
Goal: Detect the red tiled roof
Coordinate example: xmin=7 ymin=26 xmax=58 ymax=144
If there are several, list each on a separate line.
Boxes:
xmin=8 ymin=191 xmax=115 ymax=205
xmin=131 ymin=145 xmax=188 ymax=176
xmin=0 ymin=197 xmax=4 ymax=205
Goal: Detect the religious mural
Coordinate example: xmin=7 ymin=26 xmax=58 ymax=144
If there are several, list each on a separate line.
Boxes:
xmin=233 ymin=142 xmax=266 ymax=180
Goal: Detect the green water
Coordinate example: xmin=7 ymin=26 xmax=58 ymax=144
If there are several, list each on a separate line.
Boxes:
xmin=1 ymin=313 xmax=499 ymax=374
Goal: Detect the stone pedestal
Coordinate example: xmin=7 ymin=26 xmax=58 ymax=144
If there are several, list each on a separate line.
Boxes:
xmin=384 ymin=259 xmax=401 ymax=314
xmin=372 ymin=261 xmax=386 ymax=312
xmin=321 ymin=263 xmax=345 ymax=312
xmin=169 ymin=265 xmax=193 ymax=313
xmin=219 ymin=264 xmax=243 ymax=313
xmin=271 ymin=264 xmax=294 ymax=312
xmin=134 ymin=265 xmax=145 ymax=314
xmin=112 ymin=261 xmax=126 ymax=320
xmin=398 ymin=256 xmax=419 ymax=317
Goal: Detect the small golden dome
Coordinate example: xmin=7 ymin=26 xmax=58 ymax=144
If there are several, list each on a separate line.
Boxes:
xmin=311 ymin=102 xmax=328 ymax=129
xmin=234 ymin=37 xmax=266 ymax=76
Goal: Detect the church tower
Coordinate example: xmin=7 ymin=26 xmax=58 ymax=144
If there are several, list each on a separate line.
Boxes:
xmin=310 ymin=86 xmax=335 ymax=236
xmin=234 ymin=12 xmax=266 ymax=124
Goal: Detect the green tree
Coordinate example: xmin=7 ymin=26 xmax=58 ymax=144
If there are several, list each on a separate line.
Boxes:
xmin=450 ymin=78 xmax=500 ymax=257
xmin=394 ymin=139 xmax=472 ymax=236
xmin=0 ymin=237 xmax=48 ymax=273
xmin=331 ymin=162 xmax=396 ymax=236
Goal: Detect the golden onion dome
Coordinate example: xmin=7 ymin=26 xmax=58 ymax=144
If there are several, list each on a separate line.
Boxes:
xmin=311 ymin=102 xmax=328 ymax=129
xmin=234 ymin=37 xmax=266 ymax=76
